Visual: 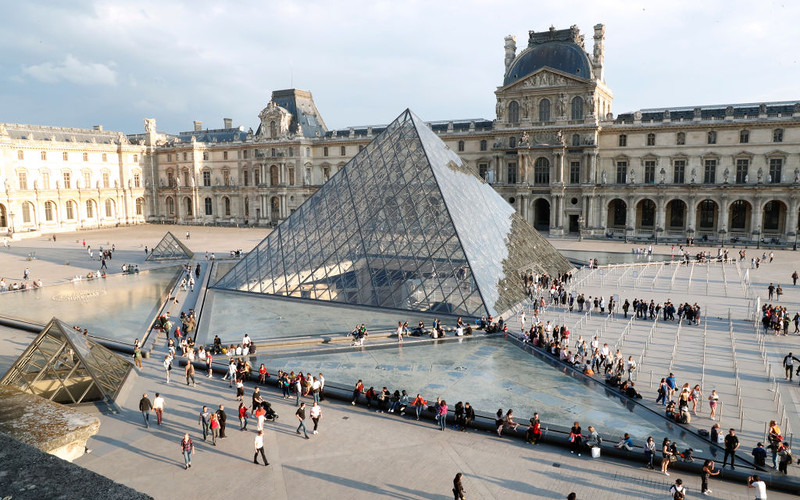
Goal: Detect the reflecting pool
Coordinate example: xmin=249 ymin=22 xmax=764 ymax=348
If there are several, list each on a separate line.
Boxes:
xmin=258 ymin=337 xmax=709 ymax=453
xmin=560 ymin=249 xmax=670 ymax=266
xmin=0 ymin=266 xmax=179 ymax=342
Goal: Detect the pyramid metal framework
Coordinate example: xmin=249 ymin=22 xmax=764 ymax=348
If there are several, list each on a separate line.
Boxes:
xmin=146 ymin=231 xmax=194 ymax=261
xmin=0 ymin=318 xmax=132 ymax=405
xmin=214 ymin=109 xmax=572 ymax=317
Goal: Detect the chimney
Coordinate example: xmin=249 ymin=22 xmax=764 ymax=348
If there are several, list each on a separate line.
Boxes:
xmin=193 ymin=121 xmax=203 ymax=132
xmin=592 ymin=24 xmax=606 ymax=82
xmin=504 ymin=35 xmax=517 ymax=72
xmin=93 ymin=125 xmax=103 ymax=131
xmin=223 ymin=118 xmax=232 ymax=129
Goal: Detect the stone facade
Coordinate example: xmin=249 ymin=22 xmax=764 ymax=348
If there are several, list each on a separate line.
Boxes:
xmin=0 ymin=123 xmax=147 ymax=237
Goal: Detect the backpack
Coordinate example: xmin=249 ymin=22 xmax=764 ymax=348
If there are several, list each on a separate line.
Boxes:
xmin=670 ymin=486 xmax=685 ymax=500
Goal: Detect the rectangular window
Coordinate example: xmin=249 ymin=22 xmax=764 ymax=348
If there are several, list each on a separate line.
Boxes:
xmin=569 ymin=161 xmax=581 ymax=184
xmin=644 ymin=160 xmax=656 ymax=184
xmin=203 ymin=171 xmax=211 ymax=186
xmin=86 ymin=200 xmax=94 ymax=218
xmin=479 ymin=163 xmax=489 ymax=181
xmin=480 ymin=140 xmax=487 ymax=151
xmin=133 ymin=154 xmax=138 ymax=162
xmin=769 ymin=158 xmax=782 ymax=183
xmin=45 ymin=202 xmax=53 ymax=221
xmin=167 ymin=153 xmax=172 ymax=162
xmin=202 ymin=152 xmax=209 ymax=160
xmin=102 ymin=172 xmax=110 ymax=188
xmin=62 ymin=172 xmax=71 ymax=189
xmin=243 ymin=150 xmax=248 ymax=159
xmin=223 ymin=151 xmax=228 ymax=160
xmin=17 ymin=150 xmax=24 ymax=160
xmin=618 ymin=135 xmax=627 ymax=147
xmin=167 ymin=171 xmax=175 ymax=188
xmin=41 ymin=171 xmax=50 ymax=190
xmin=183 ymin=152 xmax=188 ymax=161
xmin=739 ymin=130 xmax=749 ymax=143
xmin=62 ymin=152 xmax=68 ymax=161
xmin=507 ymin=162 xmax=517 ymax=184
xmin=673 ymin=160 xmax=685 ymax=184
xmin=41 ymin=151 xmax=47 ymax=160
xmin=703 ymin=159 xmax=717 ymax=184
xmin=323 ymin=146 xmax=329 ymax=157
xmin=735 ymin=159 xmax=748 ymax=184
xmin=616 ymin=161 xmax=627 ymax=184
xmin=340 ymin=146 xmax=346 ymax=156
xmin=134 ymin=173 xmax=141 ymax=188
xmin=84 ymin=171 xmax=91 ymax=189
xmin=102 ymin=153 xmax=107 ymax=162
xmin=22 ymin=203 xmax=31 ymax=223
xmin=18 ymin=172 xmax=27 ymax=190
xmin=223 ymin=170 xmax=230 ymax=186
xmin=83 ymin=152 xmax=88 ymax=161
xmin=244 ymin=171 xmax=249 ymax=186
xmin=66 ymin=202 xmax=75 ymax=220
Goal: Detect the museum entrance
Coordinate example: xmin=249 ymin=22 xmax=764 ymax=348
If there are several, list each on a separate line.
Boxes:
xmin=568 ymin=214 xmax=579 ymax=233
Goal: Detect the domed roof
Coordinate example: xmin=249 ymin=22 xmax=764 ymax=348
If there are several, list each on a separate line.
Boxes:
xmin=504 ymin=41 xmax=591 ymax=86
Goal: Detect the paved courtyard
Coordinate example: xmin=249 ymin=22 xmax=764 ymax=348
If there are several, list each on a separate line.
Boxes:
xmin=1 ymin=226 xmax=800 ymax=498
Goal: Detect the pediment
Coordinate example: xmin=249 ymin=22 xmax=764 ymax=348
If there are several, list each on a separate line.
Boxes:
xmin=500 ymin=68 xmax=590 ymax=92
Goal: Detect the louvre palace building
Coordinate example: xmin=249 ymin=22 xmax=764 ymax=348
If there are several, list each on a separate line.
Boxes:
xmin=2 ymin=23 xmax=799 ymax=244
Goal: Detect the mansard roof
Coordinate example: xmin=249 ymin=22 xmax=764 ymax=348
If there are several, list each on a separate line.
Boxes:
xmin=615 ymin=100 xmax=800 ymax=124
xmin=0 ymin=123 xmax=122 ymax=145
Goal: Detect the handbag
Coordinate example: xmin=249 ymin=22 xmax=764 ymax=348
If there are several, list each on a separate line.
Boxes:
xmin=669 ymin=454 xmax=677 ymax=462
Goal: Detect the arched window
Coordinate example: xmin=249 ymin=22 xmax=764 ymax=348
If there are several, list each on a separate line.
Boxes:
xmin=204 ymin=197 xmax=213 ymax=216
xmin=269 ymin=121 xmax=277 ymax=137
xmin=166 ymin=196 xmax=175 ymax=215
xmin=539 ymin=99 xmax=551 ymax=122
xmin=508 ymin=101 xmax=519 ymax=123
xmin=85 ymin=200 xmax=95 ymax=219
xmin=135 ymin=197 xmax=145 ymax=216
xmin=457 ymin=140 xmax=465 ymax=152
xmin=185 ymin=197 xmax=193 ymax=216
xmin=65 ymin=200 xmax=76 ymax=220
xmin=571 ymin=96 xmax=584 ymax=120
xmin=104 ymin=199 xmax=115 ymax=218
xmin=223 ymin=197 xmax=231 ymax=216
xmin=534 ymin=157 xmax=550 ymax=185
xmin=480 ymin=139 xmax=487 ymax=151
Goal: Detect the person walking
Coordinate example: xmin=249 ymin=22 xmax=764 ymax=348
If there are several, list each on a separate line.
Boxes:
xmin=238 ymin=403 xmax=248 ymax=431
xmin=701 ymin=459 xmax=720 ymax=495
xmin=296 ymin=402 xmax=310 ymax=439
xmin=163 ymin=354 xmax=173 ymax=383
xmin=668 ymin=479 xmax=685 ymax=499
xmin=216 ymin=405 xmax=227 ymax=438
xmin=253 ymin=430 xmax=269 ymax=466
xmin=793 ymin=271 xmax=799 ymax=286
xmin=209 ymin=413 xmax=219 ymax=446
xmin=153 ymin=393 xmax=165 ymax=426
xmin=661 ymin=438 xmax=673 ymax=475
xmin=223 ymin=359 xmax=236 ymax=387
xmin=185 ymin=361 xmax=196 ymax=387
xmin=198 ymin=406 xmax=210 ymax=442
xmin=748 ymin=475 xmax=768 ymax=500
xmin=133 ymin=346 xmax=143 ymax=369
xmin=453 ymin=472 xmax=465 ymax=500
xmin=437 ymin=400 xmax=448 ymax=431
xmin=180 ymin=433 xmax=194 ymax=469
xmin=723 ymin=428 xmax=740 ymax=470
xmin=139 ymin=393 xmax=153 ymax=428
xmin=310 ymin=401 xmax=321 ymax=435
xmin=206 ymin=351 xmax=213 ymax=378
xmin=783 ymin=352 xmax=800 ymax=381
xmin=708 ymin=390 xmax=719 ymax=420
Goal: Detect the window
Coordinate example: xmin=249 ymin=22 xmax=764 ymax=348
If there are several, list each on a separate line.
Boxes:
xmin=340 ymin=146 xmax=346 ymax=156
xmin=569 ymin=161 xmax=581 ymax=184
xmin=254 ymin=169 xmax=261 ymax=185
xmin=479 ymin=163 xmax=490 ymax=181
xmin=183 ymin=170 xmax=191 ymax=187
xmin=223 ymin=170 xmax=230 ymax=186
xmin=571 ymin=134 xmax=580 ymax=147
xmin=166 ymin=197 xmax=174 ymax=215
xmin=288 ymin=167 xmax=295 ymax=185
xmin=538 ymin=99 xmax=551 ymax=122
xmin=769 ymin=158 xmax=783 ymax=183
xmin=270 ymin=148 xmax=276 ymax=157
xmin=202 ymin=171 xmax=211 ymax=186
xmin=204 ymin=197 xmax=213 ymax=216
xmin=698 ymin=200 xmax=716 ymax=229
xmin=133 ymin=173 xmax=141 ymax=188
xmin=243 ymin=150 xmax=249 ymax=159
xmin=102 ymin=153 xmax=107 ymax=162
xmin=480 ymin=140 xmax=487 ymax=151
xmin=22 ymin=202 xmax=31 ymax=223
xmin=102 ymin=172 xmax=110 ymax=188
xmin=86 ymin=200 xmax=94 ymax=218
xmin=18 ymin=172 xmax=27 ymax=190
xmin=571 ymin=96 xmax=584 ymax=120
xmin=135 ymin=198 xmax=144 ymax=216
xmin=673 ymin=160 xmax=686 ymax=184
xmin=703 ymin=159 xmax=717 ymax=183
xmin=305 ymin=147 xmax=310 ymax=157
xmin=669 ymin=201 xmax=685 ymax=228
xmin=44 ymin=201 xmax=54 ymax=221
xmin=223 ymin=151 xmax=228 ymax=160
xmin=730 ymin=200 xmax=748 ymax=230
xmin=644 ymin=160 xmax=656 ymax=184
xmin=507 ymin=162 xmax=518 ymax=184
xmin=763 ymin=201 xmax=782 ymax=231
xmin=736 ymin=159 xmax=749 ymax=184
xmin=62 ymin=172 xmax=71 ymax=189
xmin=457 ymin=140 xmax=465 ymax=152
xmin=41 ymin=171 xmax=50 ymax=190
xmin=167 ymin=153 xmax=172 ymax=162
xmin=62 ymin=152 xmax=68 ymax=161
xmin=509 ymin=137 xmax=517 ymax=148
xmin=183 ymin=152 xmax=188 ymax=161
xmin=243 ymin=171 xmax=250 ymax=186
xmin=508 ymin=101 xmax=519 ymax=123
xmin=66 ymin=200 xmax=75 ymax=220
xmin=224 ymin=197 xmax=231 ymax=216
xmin=359 ymin=145 xmax=364 ymax=152
xmin=618 ymin=134 xmax=627 ymax=147
xmin=83 ymin=171 xmax=91 ymax=188
xmin=133 ymin=154 xmax=138 ymax=162
xmin=202 ymin=152 xmax=209 ymax=161
xmin=41 ymin=151 xmax=47 ymax=160
xmin=707 ymin=131 xmax=716 ymax=144
xmin=534 ymin=157 xmax=550 ymax=185
xmin=740 ymin=130 xmax=749 ymax=143
xmin=17 ymin=150 xmax=23 ymax=160
xmin=616 ymin=161 xmax=628 ymax=184
xmin=105 ymin=199 xmax=114 ymax=217
xmin=323 ymin=146 xmax=329 ymax=157
xmin=676 ymin=132 xmax=685 ymax=145
xmin=82 ymin=152 xmax=88 ymax=162
xmin=323 ymin=167 xmax=330 ymax=182
xmin=773 ymin=129 xmax=784 ymax=143
xmin=646 ymin=133 xmax=655 ymax=146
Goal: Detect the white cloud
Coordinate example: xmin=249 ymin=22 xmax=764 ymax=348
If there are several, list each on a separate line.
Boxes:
xmin=22 ymin=55 xmax=117 ymax=86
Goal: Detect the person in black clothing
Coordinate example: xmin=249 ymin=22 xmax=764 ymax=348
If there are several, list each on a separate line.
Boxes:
xmin=752 ymin=442 xmax=768 ymax=468
xmin=723 ymin=428 xmax=740 ymax=469
xmin=783 ymin=352 xmax=800 ymax=381
xmin=139 ymin=393 xmax=153 ymax=428
xmin=463 ymin=402 xmax=475 ymax=431
xmin=570 ymin=421 xmax=583 ymax=456
xmin=195 ymin=263 xmax=201 ymax=278
xmin=454 ymin=402 xmax=465 ymax=431
xmin=453 ymin=472 xmax=465 ymax=500
xmin=216 ymin=405 xmax=227 ymax=438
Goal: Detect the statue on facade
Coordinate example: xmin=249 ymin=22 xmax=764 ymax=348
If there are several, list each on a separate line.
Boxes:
xmin=557 ymin=93 xmax=567 ymax=117
xmin=744 ymin=174 xmax=749 ymax=184
xmin=601 ymin=171 xmax=607 ymax=184
xmin=659 ymin=168 xmax=666 ymax=184
xmin=144 ymin=118 xmax=156 ymax=135
xmin=723 ymin=167 xmax=730 ymax=183
xmin=759 ymin=103 xmax=767 ymax=115
xmin=520 ymin=131 xmax=530 ymax=146
xmin=586 ymin=94 xmax=595 ymax=114
xmin=757 ymin=167 xmax=763 ymax=183
xmin=521 ymin=98 xmax=530 ymax=119
xmin=496 ymin=101 xmax=504 ymax=120
xmin=794 ymin=169 xmax=799 ymax=183
xmin=629 ymin=170 xmax=635 ymax=184
xmin=690 ymin=168 xmax=696 ymax=183
xmin=767 ymin=174 xmax=772 ymax=183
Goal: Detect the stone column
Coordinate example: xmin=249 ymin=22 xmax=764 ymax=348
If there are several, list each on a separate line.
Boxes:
xmin=555 ymin=152 xmax=564 ymax=184
xmin=787 ymin=198 xmax=799 ymax=236
xmin=718 ymin=198 xmax=730 ymax=232
xmin=626 ymin=198 xmax=636 ymax=232
xmin=587 ymin=153 xmax=598 ymax=184
xmin=687 ymin=198 xmax=697 ymax=231
xmin=655 ymin=197 xmax=666 ymax=231
xmin=752 ymin=199 xmax=763 ymax=234
xmin=550 ymin=195 xmax=558 ymax=229
xmin=597 ymin=196 xmax=606 ymax=230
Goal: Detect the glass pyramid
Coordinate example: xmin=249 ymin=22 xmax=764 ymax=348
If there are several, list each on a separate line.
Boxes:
xmin=0 ymin=318 xmax=132 ymax=405
xmin=146 ymin=231 xmax=194 ymax=261
xmin=214 ymin=109 xmax=572 ymax=317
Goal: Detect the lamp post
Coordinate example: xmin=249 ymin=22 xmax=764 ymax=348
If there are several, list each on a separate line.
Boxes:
xmin=793 ymin=231 xmax=798 ymax=251
xmin=756 ymin=226 xmax=762 ymax=249
xmin=578 ymin=215 xmax=584 ymax=242
xmin=8 ymin=211 xmax=14 ymax=235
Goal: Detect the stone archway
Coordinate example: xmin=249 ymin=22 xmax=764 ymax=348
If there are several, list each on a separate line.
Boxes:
xmin=635 ymin=199 xmax=656 ymax=232
xmin=728 ymin=200 xmax=751 ymax=234
xmin=607 ymin=198 xmax=626 ymax=229
xmin=762 ymin=200 xmax=787 ymax=235
xmin=665 ymin=200 xmax=686 ymax=232
xmin=532 ymin=198 xmax=550 ymax=231
xmin=0 ymin=203 xmax=6 ymax=228
xmin=696 ymin=199 xmax=718 ymax=232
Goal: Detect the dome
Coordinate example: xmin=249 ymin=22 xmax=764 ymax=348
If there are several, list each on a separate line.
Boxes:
xmin=504 ymin=42 xmax=591 ymax=86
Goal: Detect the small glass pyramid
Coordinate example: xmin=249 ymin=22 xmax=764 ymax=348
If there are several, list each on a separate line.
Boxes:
xmin=214 ymin=109 xmax=572 ymax=317
xmin=146 ymin=231 xmax=194 ymax=261
xmin=0 ymin=318 xmax=132 ymax=405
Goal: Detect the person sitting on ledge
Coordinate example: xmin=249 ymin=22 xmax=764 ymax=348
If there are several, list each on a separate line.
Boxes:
xmin=213 ymin=335 xmax=222 ymax=354
xmin=526 ymin=416 xmax=542 ymax=444
xmin=665 ymin=400 xmax=677 ymax=420
xmin=623 ymin=381 xmax=643 ymax=399
xmin=614 ymin=433 xmax=634 ymax=451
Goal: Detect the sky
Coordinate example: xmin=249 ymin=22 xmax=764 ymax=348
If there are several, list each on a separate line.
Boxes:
xmin=1 ymin=0 xmax=798 ymax=134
